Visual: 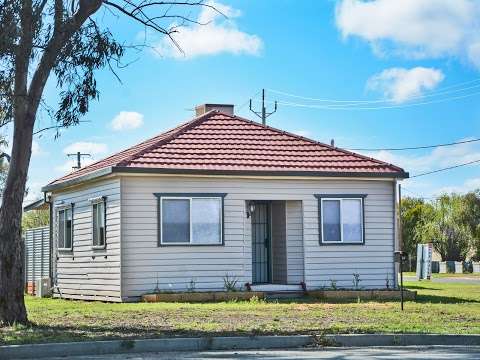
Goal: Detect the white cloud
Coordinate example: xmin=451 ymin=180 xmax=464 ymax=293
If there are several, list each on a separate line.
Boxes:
xmin=336 ymin=0 xmax=480 ymax=67
xmin=63 ymin=142 xmax=108 ymax=155
xmin=434 ymin=178 xmax=480 ymax=195
xmin=154 ymin=0 xmax=262 ymax=59
xmin=363 ymin=137 xmax=480 ymax=176
xmin=31 ymin=140 xmax=45 ymax=156
xmin=24 ymin=181 xmax=44 ymax=204
xmin=55 ymin=157 xmax=96 ymax=174
xmin=56 ymin=142 xmax=108 ymax=173
xmin=292 ymin=130 xmax=312 ymax=138
xmin=366 ymin=67 xmax=444 ymax=103
xmin=111 ymin=111 xmax=144 ymax=131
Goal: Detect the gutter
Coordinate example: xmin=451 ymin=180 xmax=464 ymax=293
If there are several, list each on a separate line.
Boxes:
xmin=41 ymin=167 xmax=114 ymax=192
xmin=44 ymin=192 xmax=53 ymax=281
xmin=42 ymin=165 xmax=409 ymax=193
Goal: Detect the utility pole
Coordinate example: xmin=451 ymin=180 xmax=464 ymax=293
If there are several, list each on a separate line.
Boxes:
xmin=67 ymin=152 xmax=91 ymax=170
xmin=249 ymin=89 xmax=277 ymax=125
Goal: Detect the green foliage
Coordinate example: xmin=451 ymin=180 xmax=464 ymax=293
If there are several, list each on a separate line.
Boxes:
xmin=401 ymin=197 xmax=433 ymax=260
xmin=223 ymin=273 xmax=239 ymax=292
xmin=402 ymin=192 xmax=480 ymax=262
xmin=416 ymin=194 xmax=473 ymax=261
xmin=462 ymin=191 xmax=480 ymax=261
xmin=21 ymin=210 xmax=49 ymax=232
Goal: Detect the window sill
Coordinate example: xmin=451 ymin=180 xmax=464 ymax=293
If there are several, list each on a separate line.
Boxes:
xmin=158 ymin=242 xmax=224 ymax=247
xmin=320 ymin=241 xmax=365 ymax=246
xmin=58 ymin=248 xmax=73 ymax=252
xmin=92 ymin=245 xmax=106 ymax=250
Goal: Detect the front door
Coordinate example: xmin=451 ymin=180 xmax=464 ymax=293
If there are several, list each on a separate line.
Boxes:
xmin=251 ymin=202 xmax=271 ymax=284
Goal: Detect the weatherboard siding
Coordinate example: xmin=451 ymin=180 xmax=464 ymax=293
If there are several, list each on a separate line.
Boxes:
xmin=286 ymin=200 xmax=304 ymax=284
xmin=51 ymin=178 xmax=122 ymax=301
xmin=271 ymin=201 xmax=287 ymax=284
xmin=120 ymin=176 xmax=395 ymax=299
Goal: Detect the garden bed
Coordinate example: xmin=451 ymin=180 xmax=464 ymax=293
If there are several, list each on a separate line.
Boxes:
xmin=308 ymin=289 xmax=416 ymax=301
xmin=142 ymin=291 xmax=265 ymax=303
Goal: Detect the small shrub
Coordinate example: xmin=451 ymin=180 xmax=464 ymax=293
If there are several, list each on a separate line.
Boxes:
xmin=223 ymin=273 xmax=239 ymax=292
xmin=385 ymin=273 xmax=391 ymax=289
xmin=187 ymin=278 xmax=196 ymax=292
xmin=352 ymin=272 xmax=361 ymax=290
xmin=329 ymin=279 xmax=337 ymax=290
xmin=249 ymin=295 xmax=265 ymax=304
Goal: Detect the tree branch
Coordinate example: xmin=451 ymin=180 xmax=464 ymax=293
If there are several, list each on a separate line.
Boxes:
xmin=27 ymin=0 xmax=103 ymax=122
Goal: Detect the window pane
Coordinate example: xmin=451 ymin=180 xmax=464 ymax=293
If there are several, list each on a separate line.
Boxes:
xmin=93 ymin=204 xmax=98 ymax=246
xmin=342 ymin=199 xmax=362 ymax=242
xmin=322 ymin=200 xmax=341 ymax=242
xmin=162 ymin=199 xmax=190 ymax=243
xmin=58 ymin=210 xmax=65 ymax=248
xmin=98 ymin=202 xmax=105 ymax=246
xmin=192 ymin=198 xmax=221 ymax=244
xmin=65 ymin=209 xmax=72 ymax=249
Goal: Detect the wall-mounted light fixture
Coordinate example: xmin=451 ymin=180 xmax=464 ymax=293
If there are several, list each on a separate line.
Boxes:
xmin=246 ymin=201 xmax=256 ymax=218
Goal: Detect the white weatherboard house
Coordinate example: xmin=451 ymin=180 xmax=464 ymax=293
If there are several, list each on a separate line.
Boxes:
xmin=42 ymin=104 xmax=408 ymax=302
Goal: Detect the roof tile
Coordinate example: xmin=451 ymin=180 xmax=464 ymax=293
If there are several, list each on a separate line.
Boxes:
xmin=47 ymin=111 xmax=407 ymax=187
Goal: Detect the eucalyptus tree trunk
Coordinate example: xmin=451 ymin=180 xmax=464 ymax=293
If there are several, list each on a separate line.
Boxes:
xmin=0 ymin=0 xmax=102 ymax=325
xmin=0 ymin=114 xmax=35 ymax=325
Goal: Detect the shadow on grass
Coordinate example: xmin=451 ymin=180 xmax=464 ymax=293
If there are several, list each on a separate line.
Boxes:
xmin=414 ymin=294 xmax=479 ymax=304
xmin=2 ymin=323 xmax=324 ymax=346
xmin=405 ymin=285 xmax=442 ymax=291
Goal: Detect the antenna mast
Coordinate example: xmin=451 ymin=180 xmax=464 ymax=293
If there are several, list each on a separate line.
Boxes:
xmin=249 ymin=89 xmax=278 ymax=125
xmin=67 ymin=151 xmax=91 ymax=170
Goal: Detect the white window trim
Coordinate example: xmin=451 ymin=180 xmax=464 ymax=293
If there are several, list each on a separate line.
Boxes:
xmin=159 ymin=196 xmax=223 ymax=245
xmin=320 ymin=197 xmax=364 ymax=244
xmin=56 ymin=205 xmax=73 ymax=251
xmin=91 ymin=197 xmax=107 ymax=249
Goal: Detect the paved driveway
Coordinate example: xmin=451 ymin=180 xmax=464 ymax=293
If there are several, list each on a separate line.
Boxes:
xmin=46 ymin=346 xmax=480 ymax=360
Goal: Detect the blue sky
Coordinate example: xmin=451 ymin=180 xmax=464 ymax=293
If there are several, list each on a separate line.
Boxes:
xmin=23 ymin=0 xmax=480 ymax=202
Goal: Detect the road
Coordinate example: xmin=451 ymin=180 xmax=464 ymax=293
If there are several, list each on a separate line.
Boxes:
xmin=46 ymin=346 xmax=480 ymax=360
xmin=404 ymin=276 xmax=480 ymax=284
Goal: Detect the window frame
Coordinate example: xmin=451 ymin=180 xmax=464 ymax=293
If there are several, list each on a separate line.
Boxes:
xmin=314 ymin=194 xmax=367 ymax=245
xmin=56 ymin=204 xmax=74 ymax=251
xmin=154 ymin=193 xmax=227 ymax=246
xmin=90 ymin=196 xmax=107 ymax=250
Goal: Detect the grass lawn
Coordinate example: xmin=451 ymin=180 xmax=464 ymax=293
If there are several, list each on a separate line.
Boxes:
xmin=1 ymin=281 xmax=479 ymax=345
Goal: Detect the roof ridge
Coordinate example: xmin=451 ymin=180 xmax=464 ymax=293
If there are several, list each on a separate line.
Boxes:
xmin=229 ymin=113 xmax=404 ymax=172
xmin=116 ymin=110 xmax=217 ymax=167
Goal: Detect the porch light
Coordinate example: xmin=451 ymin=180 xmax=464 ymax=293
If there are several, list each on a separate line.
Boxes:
xmin=246 ymin=201 xmax=256 ymax=218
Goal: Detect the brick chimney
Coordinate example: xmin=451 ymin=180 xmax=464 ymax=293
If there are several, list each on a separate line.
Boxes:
xmin=195 ymin=104 xmax=234 ymax=116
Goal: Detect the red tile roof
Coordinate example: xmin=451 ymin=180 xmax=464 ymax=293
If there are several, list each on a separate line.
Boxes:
xmin=45 ymin=111 xmax=407 ymax=190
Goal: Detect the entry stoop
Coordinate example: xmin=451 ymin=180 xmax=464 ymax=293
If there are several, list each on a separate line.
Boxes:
xmin=250 ymin=284 xmax=306 ymax=300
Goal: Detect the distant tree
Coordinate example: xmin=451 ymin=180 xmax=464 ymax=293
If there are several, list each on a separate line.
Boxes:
xmin=461 ymin=191 xmax=480 ymax=261
xmin=400 ymin=197 xmax=433 ymax=269
xmin=417 ymin=194 xmax=472 ymax=261
xmin=22 ymin=209 xmax=49 ymax=232
xmin=0 ymin=0 xmax=218 ymax=325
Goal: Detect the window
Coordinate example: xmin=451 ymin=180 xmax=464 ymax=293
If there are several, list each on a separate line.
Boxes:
xmin=92 ymin=200 xmax=106 ymax=248
xmin=58 ymin=207 xmax=73 ymax=250
xmin=157 ymin=194 xmax=225 ymax=245
xmin=316 ymin=195 xmax=365 ymax=244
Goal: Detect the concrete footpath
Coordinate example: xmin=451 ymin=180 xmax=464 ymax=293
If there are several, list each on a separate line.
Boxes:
xmin=1 ymin=334 xmax=480 ymax=359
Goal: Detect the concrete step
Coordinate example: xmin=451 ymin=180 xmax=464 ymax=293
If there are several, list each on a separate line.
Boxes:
xmin=264 ymin=291 xmax=306 ymax=300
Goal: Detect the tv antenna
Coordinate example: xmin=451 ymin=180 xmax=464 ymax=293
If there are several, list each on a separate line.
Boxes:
xmin=67 ymin=152 xmax=91 ymax=170
xmin=249 ymin=89 xmax=277 ymax=125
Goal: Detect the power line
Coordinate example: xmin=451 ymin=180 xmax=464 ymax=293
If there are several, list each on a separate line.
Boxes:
xmin=262 ymin=90 xmax=480 ymax=111
xmin=409 ymin=158 xmax=480 ymax=178
xmin=267 ymin=77 xmax=480 ymax=105
xmin=348 ymin=137 xmax=480 ymax=151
